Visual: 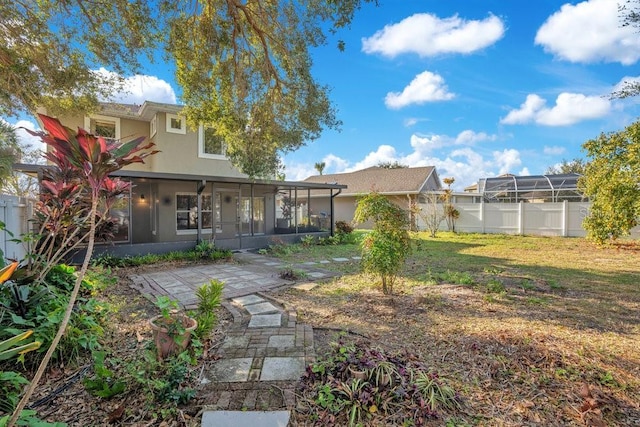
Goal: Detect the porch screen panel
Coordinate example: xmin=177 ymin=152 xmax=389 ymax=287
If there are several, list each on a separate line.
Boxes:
xmin=240 ymin=197 xmax=265 ymax=235
xmin=253 ymin=197 xmax=265 ymax=234
xmin=106 ymin=194 xmax=130 ymax=243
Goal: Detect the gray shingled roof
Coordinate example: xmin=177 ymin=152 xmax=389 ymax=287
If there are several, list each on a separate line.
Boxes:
xmin=303 ymin=166 xmax=439 ymax=196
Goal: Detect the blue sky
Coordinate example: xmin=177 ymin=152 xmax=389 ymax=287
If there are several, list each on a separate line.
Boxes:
xmin=11 ymin=0 xmax=640 ymax=189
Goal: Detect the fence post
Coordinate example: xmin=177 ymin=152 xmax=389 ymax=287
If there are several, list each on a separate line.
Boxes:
xmin=480 ymin=200 xmax=485 ymax=234
xmin=518 ymin=201 xmax=524 ymax=235
xmin=562 ymin=200 xmax=568 ymax=237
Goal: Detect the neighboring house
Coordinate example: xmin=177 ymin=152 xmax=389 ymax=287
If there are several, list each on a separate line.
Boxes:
xmin=15 ymin=102 xmax=345 ymax=254
xmin=302 ymin=166 xmax=441 ymax=228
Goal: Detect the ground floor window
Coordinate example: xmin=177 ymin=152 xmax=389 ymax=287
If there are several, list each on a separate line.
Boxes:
xmin=240 ymin=196 xmax=265 ymax=235
xmin=176 ymin=193 xmax=212 ymax=230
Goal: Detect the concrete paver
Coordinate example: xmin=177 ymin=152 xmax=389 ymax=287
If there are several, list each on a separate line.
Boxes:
xmin=243 ymin=302 xmax=279 ymax=315
xmin=208 ymin=358 xmax=253 ymax=382
xmin=260 ymin=357 xmax=307 ymax=381
xmin=201 ymin=411 xmax=290 ymax=427
xmin=248 ymin=313 xmax=282 ymax=328
xmin=267 ymin=335 xmax=294 ymax=347
xmin=128 ymin=250 xmax=356 ymax=425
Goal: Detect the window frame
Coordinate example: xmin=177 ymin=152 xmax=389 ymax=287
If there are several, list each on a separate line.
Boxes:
xmin=198 ymin=124 xmax=227 ymax=159
xmin=84 ymin=114 xmax=121 ymax=141
xmin=150 ymin=114 xmax=157 ymax=138
xmin=166 ymin=113 xmax=186 ymax=134
xmin=175 ymin=192 xmax=213 ymax=235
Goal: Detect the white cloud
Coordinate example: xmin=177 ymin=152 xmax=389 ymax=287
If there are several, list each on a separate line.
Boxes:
xmin=362 ymin=13 xmax=505 ymax=58
xmin=285 ymin=132 xmax=519 ymax=190
xmin=501 ymin=92 xmax=610 ymax=126
xmin=94 ymin=68 xmax=177 ymax=105
xmin=535 ymin=0 xmax=640 ymax=65
xmin=346 ymin=145 xmax=398 ymax=172
xmin=385 ymin=71 xmax=454 ymax=109
xmin=1 ymin=119 xmax=46 ymax=152
xmin=455 ymin=130 xmax=497 ymax=145
xmin=493 ymin=148 xmax=522 ymax=175
xmin=14 ymin=120 xmax=45 ymax=151
xmin=543 ymin=145 xmax=566 ymax=155
xmin=404 ymin=117 xmax=430 ymax=127
xmin=323 ymin=153 xmax=350 ymax=172
xmin=500 ymin=94 xmax=547 ymax=125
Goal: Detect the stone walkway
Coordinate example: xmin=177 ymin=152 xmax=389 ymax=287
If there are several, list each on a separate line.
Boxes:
xmin=128 ymin=251 xmax=361 ymax=426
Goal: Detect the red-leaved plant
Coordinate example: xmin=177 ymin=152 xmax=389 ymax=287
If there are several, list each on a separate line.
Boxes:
xmin=8 ymin=114 xmax=158 ymax=426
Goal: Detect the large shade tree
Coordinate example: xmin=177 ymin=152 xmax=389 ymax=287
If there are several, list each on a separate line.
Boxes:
xmin=1 ymin=0 xmax=376 ymax=177
xmin=580 ymin=121 xmax=640 ymax=244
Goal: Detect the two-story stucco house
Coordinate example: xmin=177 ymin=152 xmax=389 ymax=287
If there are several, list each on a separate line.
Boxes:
xmin=16 ymin=101 xmax=345 ymax=255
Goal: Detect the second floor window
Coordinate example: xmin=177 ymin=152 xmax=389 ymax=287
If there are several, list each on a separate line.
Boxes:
xmin=84 ymin=115 xmax=120 ymax=142
xmin=166 ymin=113 xmax=186 ymax=134
xmin=198 ymin=125 xmax=227 ymax=158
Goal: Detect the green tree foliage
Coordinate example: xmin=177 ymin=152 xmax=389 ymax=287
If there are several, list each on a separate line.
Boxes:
xmin=580 ymin=121 xmax=640 ymax=244
xmin=0 ymin=122 xmax=21 ymax=183
xmin=544 ymin=158 xmax=587 ymax=175
xmin=0 ymin=0 xmax=157 ymax=118
xmin=354 ymin=192 xmax=410 ymax=295
xmin=1 ymin=0 xmax=375 ymax=177
xmin=377 ymin=161 xmax=408 ymax=169
xmin=314 ymin=161 xmax=326 ymax=175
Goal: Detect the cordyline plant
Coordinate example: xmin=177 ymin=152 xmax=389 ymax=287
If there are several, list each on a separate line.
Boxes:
xmin=8 ymin=114 xmax=157 ymax=426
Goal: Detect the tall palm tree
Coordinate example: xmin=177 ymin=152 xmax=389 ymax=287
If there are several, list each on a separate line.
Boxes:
xmin=314 ymin=161 xmax=325 ymax=175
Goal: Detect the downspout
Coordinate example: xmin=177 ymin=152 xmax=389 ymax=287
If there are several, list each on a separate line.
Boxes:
xmin=196 ymin=179 xmax=206 ymax=244
xmin=330 ymin=188 xmax=342 ymax=236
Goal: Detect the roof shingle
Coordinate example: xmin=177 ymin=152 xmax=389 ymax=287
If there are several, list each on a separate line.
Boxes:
xmin=303 ymin=166 xmax=439 ymax=195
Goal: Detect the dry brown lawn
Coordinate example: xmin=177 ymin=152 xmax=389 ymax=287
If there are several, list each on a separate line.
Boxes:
xmin=274 ymin=232 xmax=640 ymax=426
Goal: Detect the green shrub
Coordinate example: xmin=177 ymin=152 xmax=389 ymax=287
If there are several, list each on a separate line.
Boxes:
xmin=300 ymin=234 xmax=315 ymax=247
xmin=193 ymin=241 xmax=232 ymax=261
xmin=354 ymin=193 xmax=411 ymax=295
xmin=1 ymin=264 xmax=110 ymax=365
xmin=193 ymin=280 xmax=223 ymax=339
xmin=335 ymin=220 xmax=354 ymax=234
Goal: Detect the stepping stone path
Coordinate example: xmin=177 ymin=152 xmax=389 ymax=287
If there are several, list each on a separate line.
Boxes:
xmin=200 ymin=293 xmax=314 ymax=425
xmin=128 ymin=251 xmax=362 ymax=426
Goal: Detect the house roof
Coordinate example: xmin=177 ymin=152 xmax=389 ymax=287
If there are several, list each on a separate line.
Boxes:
xmin=303 ymin=166 xmax=439 ymax=196
xmin=94 ymin=101 xmax=185 ymax=121
xmin=13 ymin=163 xmax=346 ymax=191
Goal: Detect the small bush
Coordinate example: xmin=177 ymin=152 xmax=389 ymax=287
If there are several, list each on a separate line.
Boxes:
xmin=279 ymin=267 xmax=308 ymax=281
xmin=301 ymin=234 xmax=316 ymax=247
xmin=335 ymin=221 xmax=354 ymax=234
xmin=193 ymin=280 xmax=223 ymax=339
xmin=193 ymin=241 xmax=232 ymax=261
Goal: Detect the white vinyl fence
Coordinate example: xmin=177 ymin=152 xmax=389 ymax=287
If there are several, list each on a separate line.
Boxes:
xmin=0 ymin=194 xmax=35 ymax=261
xmin=417 ymin=201 xmax=640 ymax=238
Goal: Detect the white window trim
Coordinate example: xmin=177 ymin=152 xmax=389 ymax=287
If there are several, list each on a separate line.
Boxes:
xmin=166 ymin=113 xmax=186 ymax=134
xmin=84 ymin=114 xmax=121 ymax=140
xmin=198 ymin=124 xmax=227 ymax=159
xmin=150 ymin=114 xmax=157 ymax=138
xmin=175 ymin=192 xmax=213 ymax=234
